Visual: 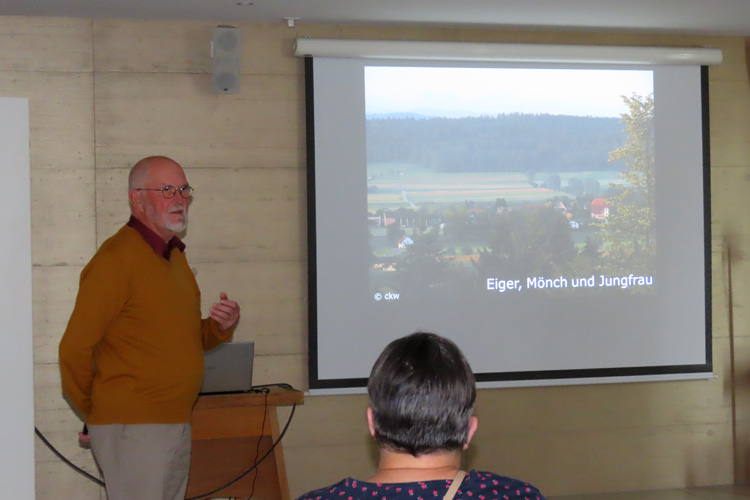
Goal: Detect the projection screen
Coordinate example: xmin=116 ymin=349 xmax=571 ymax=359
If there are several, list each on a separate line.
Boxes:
xmin=299 ymin=40 xmax=720 ymax=393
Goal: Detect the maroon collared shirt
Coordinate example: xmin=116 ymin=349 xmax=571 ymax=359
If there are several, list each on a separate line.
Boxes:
xmin=126 ymin=215 xmax=186 ymax=260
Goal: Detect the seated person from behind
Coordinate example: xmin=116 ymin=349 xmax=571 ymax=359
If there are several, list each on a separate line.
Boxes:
xmin=296 ymin=332 xmax=545 ymax=500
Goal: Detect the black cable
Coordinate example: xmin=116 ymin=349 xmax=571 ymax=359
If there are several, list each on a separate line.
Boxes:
xmin=33 ymin=427 xmax=105 ymax=487
xmin=246 ymin=388 xmax=269 ymax=499
xmin=253 ymin=382 xmax=294 ymax=390
xmin=35 ymin=382 xmax=298 ymax=500
xmin=186 ymin=400 xmax=297 ymax=500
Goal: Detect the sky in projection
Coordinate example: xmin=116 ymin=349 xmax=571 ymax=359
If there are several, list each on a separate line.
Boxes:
xmin=365 ymin=67 xmax=654 ymax=118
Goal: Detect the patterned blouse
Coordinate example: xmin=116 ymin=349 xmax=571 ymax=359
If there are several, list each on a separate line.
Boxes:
xmin=296 ymin=470 xmax=545 ymax=500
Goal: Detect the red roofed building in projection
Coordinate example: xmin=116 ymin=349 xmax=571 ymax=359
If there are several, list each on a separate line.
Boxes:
xmin=591 ymin=198 xmax=610 ymax=220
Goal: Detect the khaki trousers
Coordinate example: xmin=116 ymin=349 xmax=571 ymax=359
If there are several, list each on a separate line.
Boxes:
xmin=88 ymin=423 xmax=192 ymax=500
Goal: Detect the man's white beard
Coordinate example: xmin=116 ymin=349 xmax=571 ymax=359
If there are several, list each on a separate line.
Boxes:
xmin=165 ymin=214 xmax=187 ymax=233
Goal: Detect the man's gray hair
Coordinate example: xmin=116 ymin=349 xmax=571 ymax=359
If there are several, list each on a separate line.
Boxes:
xmin=128 ymin=157 xmax=154 ymax=191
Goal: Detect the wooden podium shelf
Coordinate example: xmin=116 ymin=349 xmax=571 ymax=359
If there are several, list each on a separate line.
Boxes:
xmin=186 ymin=386 xmax=304 ymax=500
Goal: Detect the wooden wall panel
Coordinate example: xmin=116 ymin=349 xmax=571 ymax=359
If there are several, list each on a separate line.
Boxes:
xmin=253 ymin=353 xmax=307 ymax=389
xmin=186 ymin=167 xmax=306 ymax=262
xmin=93 ymin=19 xmax=213 ymax=73
xmin=0 ymin=17 xmax=92 ymax=72
xmin=193 ymin=262 xmax=307 ymax=355
xmin=32 ymin=266 xmax=81 ymax=365
xmin=497 ymin=423 xmax=734 ymax=494
xmin=711 ymin=159 xmax=750 ymax=482
xmin=94 ymin=89 xmax=300 ymax=154
xmin=35 ymin=461 xmax=100 ymax=500
xmin=91 ymin=166 xmax=127 ymax=247
xmin=285 ymin=443 xmax=378 ymax=497
xmin=31 ymin=168 xmax=96 ymax=266
xmin=0 ymin=71 xmax=94 ymax=165
xmin=709 ymin=81 xmax=750 ymax=168
xmin=282 ymin=394 xmax=374 ymax=494
xmin=34 ymin=362 xmax=65 ymax=413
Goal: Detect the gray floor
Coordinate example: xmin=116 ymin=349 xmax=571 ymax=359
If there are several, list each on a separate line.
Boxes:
xmin=548 ymin=484 xmax=750 ymax=500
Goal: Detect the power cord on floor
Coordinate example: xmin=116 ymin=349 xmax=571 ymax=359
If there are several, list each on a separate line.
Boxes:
xmin=35 ymin=383 xmax=298 ymax=499
xmin=33 ymin=426 xmax=104 ymax=487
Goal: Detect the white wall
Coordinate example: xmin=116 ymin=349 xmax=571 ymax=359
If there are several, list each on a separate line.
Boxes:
xmin=0 ymin=97 xmax=34 ymax=497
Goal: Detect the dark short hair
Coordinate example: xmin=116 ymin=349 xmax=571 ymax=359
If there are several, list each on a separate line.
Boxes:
xmin=367 ymin=332 xmax=476 ymax=456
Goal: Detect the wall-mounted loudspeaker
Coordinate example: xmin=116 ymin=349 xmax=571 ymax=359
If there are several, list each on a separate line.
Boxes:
xmin=211 ymin=25 xmax=241 ymax=94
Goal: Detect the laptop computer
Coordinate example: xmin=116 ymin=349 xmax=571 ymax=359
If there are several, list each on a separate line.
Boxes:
xmin=200 ymin=341 xmax=255 ymax=394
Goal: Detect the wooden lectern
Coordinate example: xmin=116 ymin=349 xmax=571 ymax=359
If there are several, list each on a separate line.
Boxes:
xmin=186 ymin=386 xmax=304 ymax=500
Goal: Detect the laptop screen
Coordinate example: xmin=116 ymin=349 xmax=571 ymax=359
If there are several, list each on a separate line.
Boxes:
xmin=200 ymin=341 xmax=255 ymax=394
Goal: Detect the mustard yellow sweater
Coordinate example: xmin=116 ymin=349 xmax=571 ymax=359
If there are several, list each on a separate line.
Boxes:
xmin=59 ymin=225 xmax=233 ymax=425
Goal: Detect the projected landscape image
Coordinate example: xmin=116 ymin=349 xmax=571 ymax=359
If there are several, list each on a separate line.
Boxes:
xmin=366 ymin=66 xmax=656 ymax=300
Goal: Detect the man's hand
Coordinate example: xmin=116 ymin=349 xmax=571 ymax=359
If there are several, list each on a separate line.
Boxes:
xmin=78 ymin=424 xmax=91 ymax=449
xmin=209 ymin=292 xmax=240 ymax=332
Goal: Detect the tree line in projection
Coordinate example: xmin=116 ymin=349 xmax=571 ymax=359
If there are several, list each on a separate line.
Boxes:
xmin=368 ymin=95 xmax=656 ymax=297
xmin=366 ymin=113 xmax=627 ymax=173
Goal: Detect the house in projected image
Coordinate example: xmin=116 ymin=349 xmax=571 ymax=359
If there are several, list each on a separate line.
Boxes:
xmin=367 ymin=212 xmax=396 ymax=227
xmin=591 ymin=198 xmax=610 ymax=220
xmin=368 ymin=210 xmax=439 ymax=228
xmin=398 ymin=236 xmax=414 ymax=249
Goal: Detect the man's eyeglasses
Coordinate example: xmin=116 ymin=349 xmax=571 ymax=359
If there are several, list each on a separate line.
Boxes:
xmin=135 ymin=185 xmax=194 ymax=199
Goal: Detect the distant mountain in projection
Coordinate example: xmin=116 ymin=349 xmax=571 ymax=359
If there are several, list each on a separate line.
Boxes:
xmin=367 ymin=112 xmax=430 ymax=120
xmin=367 ymin=109 xmax=483 ymax=120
